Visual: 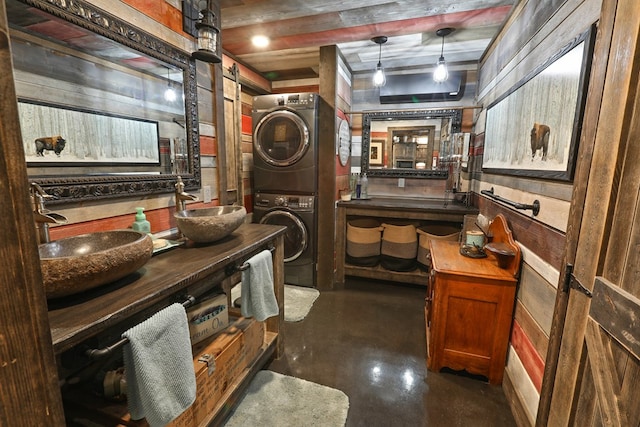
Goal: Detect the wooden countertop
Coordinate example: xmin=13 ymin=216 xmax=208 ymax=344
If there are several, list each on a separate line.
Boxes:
xmin=47 ymin=223 xmax=286 ymax=354
xmin=337 ymin=197 xmax=478 ymax=215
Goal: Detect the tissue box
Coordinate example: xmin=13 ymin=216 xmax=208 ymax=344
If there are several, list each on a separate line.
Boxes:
xmin=186 ymin=293 xmax=228 ymax=345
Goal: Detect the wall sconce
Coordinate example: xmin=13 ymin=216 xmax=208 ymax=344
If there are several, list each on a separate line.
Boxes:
xmin=164 ymin=67 xmax=177 ymax=102
xmin=191 ymin=0 xmax=222 ymax=63
xmin=433 ymin=27 xmax=453 ymax=83
xmin=371 ymin=36 xmax=388 ymax=87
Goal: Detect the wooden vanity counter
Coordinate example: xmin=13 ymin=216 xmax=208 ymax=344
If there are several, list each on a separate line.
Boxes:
xmin=335 ymin=197 xmax=477 ymax=286
xmin=48 ymin=223 xmax=286 ymax=356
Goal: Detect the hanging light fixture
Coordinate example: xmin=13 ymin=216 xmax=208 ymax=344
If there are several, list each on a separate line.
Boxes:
xmin=433 ymin=27 xmax=454 ymax=83
xmin=164 ymin=67 xmax=177 ymax=102
xmin=371 ymin=36 xmax=388 ymax=87
xmin=192 ymin=0 xmax=222 ymax=63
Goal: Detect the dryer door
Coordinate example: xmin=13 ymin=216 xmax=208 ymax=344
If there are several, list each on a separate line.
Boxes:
xmin=259 ymin=210 xmax=308 ymax=262
xmin=254 ymin=109 xmax=310 ymax=166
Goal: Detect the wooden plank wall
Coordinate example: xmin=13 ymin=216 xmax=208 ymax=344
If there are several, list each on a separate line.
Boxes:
xmin=475 ymin=0 xmax=602 ymax=425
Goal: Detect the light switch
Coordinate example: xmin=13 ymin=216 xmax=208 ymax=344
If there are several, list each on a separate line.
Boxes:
xmin=398 ymin=178 xmax=405 ymax=188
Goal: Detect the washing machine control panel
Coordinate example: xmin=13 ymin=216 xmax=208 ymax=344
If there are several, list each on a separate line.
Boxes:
xmin=256 ymin=194 xmax=314 ymax=210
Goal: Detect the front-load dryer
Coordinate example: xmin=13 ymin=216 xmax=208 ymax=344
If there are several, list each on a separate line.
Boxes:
xmin=253 ymin=192 xmax=316 ymax=287
xmin=252 ymin=93 xmax=320 ymax=194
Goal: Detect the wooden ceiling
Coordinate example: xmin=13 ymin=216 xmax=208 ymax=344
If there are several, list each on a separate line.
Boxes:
xmin=219 ymin=0 xmax=516 ymax=81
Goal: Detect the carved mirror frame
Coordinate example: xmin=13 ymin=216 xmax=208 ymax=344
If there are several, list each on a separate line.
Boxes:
xmin=15 ymin=0 xmax=200 ymax=204
xmin=361 ymin=109 xmax=462 ymax=179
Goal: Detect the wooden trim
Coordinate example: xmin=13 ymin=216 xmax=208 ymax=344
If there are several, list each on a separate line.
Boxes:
xmin=0 ymin=5 xmax=65 ymax=422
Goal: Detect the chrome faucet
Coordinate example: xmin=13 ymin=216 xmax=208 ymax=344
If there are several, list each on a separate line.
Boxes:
xmin=30 ymin=182 xmax=68 ymax=244
xmin=175 ymin=176 xmax=198 ymax=212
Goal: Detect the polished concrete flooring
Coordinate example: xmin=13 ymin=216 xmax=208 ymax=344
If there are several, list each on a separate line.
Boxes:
xmin=267 ymin=278 xmax=517 ymax=427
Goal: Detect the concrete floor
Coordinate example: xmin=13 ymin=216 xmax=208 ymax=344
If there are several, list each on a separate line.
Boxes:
xmin=267 ymin=278 xmax=517 ymax=427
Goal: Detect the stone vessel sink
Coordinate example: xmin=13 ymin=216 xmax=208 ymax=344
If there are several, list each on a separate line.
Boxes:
xmin=39 ymin=230 xmax=153 ymax=299
xmin=175 ymin=206 xmax=247 ymax=243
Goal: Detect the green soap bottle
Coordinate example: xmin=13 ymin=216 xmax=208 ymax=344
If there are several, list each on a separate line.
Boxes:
xmin=132 ymin=207 xmax=151 ymax=234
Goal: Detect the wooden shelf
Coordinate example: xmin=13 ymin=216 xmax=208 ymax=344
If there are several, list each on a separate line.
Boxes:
xmin=336 ymin=197 xmax=477 ymax=286
xmin=345 ymin=264 xmax=428 ymax=286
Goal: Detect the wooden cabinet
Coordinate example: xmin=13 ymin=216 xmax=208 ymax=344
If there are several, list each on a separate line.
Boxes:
xmin=52 ymin=223 xmax=286 ymax=425
xmin=335 ymin=197 xmax=477 ymax=286
xmin=426 ymin=215 xmax=519 ymax=384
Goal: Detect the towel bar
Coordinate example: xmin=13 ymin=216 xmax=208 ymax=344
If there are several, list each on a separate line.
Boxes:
xmin=481 ymin=187 xmax=540 ymax=216
xmin=226 ymin=246 xmax=276 ymax=274
xmin=85 ymin=295 xmax=196 ymax=360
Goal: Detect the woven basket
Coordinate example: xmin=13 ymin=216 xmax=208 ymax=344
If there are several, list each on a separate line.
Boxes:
xmin=416 ymin=224 xmax=461 ymax=270
xmin=346 ymin=218 xmax=383 ymax=266
xmin=380 ymin=222 xmax=418 ymax=272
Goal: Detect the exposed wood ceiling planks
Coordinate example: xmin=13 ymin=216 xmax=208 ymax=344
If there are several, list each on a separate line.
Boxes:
xmin=220 ymin=0 xmax=516 ymax=80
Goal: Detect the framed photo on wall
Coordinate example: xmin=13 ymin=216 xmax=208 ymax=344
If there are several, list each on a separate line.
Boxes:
xmin=482 ymin=26 xmax=595 ymax=181
xmin=369 ymin=140 xmax=384 ymax=165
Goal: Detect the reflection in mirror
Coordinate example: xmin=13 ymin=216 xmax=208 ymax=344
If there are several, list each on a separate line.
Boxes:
xmin=361 ymin=109 xmax=462 ymax=179
xmin=7 ymin=0 xmax=200 ymax=203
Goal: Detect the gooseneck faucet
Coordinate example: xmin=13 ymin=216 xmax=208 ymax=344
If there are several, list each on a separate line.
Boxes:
xmin=175 ymin=176 xmax=198 ymax=213
xmin=30 ymin=182 xmax=68 ymax=244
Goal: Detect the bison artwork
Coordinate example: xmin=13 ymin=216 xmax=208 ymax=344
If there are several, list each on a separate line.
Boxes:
xmin=35 ymin=136 xmax=66 ymax=157
xmin=530 ymin=123 xmax=550 ymax=161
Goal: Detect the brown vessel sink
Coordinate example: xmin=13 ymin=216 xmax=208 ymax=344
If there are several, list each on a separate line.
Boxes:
xmin=39 ymin=230 xmax=153 ymax=299
xmin=175 ymin=206 xmax=247 ymax=243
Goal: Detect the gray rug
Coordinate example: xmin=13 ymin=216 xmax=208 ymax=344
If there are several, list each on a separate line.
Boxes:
xmin=231 ymin=284 xmax=319 ymax=322
xmin=223 ymin=371 xmax=349 ymax=427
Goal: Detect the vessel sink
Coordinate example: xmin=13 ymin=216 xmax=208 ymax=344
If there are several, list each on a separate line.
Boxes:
xmin=175 ymin=206 xmax=247 ymax=243
xmin=39 ymin=230 xmax=153 ymax=299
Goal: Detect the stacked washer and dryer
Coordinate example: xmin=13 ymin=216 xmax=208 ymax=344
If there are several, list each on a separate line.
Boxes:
xmin=251 ymin=93 xmax=328 ymax=288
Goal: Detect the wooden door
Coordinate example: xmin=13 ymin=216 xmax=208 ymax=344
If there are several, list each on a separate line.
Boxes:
xmin=540 ymin=0 xmax=640 ymax=425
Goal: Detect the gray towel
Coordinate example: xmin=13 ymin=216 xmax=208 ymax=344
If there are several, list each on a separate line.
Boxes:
xmin=241 ymin=250 xmax=279 ymax=321
xmin=122 ymin=303 xmax=196 ymax=427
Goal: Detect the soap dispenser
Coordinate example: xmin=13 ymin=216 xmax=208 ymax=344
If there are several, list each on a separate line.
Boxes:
xmin=132 ymin=207 xmax=151 ymax=234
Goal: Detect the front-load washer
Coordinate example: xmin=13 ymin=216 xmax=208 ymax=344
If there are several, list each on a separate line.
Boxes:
xmin=252 ymin=93 xmax=321 ymax=194
xmin=253 ymin=192 xmax=316 ymax=287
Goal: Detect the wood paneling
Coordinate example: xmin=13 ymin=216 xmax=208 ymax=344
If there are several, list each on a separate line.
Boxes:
xmin=514 ymin=300 xmax=549 ymax=360
xmin=517 ymin=264 xmax=557 ymax=335
xmin=478 ymin=197 xmax=566 ymax=270
xmin=511 ymin=321 xmax=544 ymax=392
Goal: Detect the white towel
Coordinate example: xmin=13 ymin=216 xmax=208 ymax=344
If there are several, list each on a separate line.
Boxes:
xmin=122 ymin=303 xmax=196 ymax=427
xmin=240 ymin=250 xmax=279 ymax=321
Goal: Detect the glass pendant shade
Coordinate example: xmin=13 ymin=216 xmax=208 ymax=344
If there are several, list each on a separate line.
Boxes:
xmin=433 ymin=56 xmax=448 ymax=83
xmin=373 ymin=62 xmax=386 ymax=87
xmin=164 ymin=86 xmax=177 ymax=102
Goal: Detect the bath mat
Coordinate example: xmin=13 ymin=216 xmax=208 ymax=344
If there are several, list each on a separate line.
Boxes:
xmin=222 ymin=370 xmax=349 ymax=427
xmin=231 ymin=284 xmax=319 ymax=322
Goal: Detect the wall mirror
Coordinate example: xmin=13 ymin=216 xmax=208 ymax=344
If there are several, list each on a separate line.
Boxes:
xmin=7 ymin=0 xmax=200 ymax=204
xmin=361 ymin=109 xmax=462 ymax=178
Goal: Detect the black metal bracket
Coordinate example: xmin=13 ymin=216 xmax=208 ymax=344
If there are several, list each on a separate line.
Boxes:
xmin=481 ymin=187 xmax=540 ymax=216
xmin=562 ymin=264 xmax=592 ymax=298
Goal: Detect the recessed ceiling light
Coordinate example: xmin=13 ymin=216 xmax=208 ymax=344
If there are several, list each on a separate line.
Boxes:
xmin=252 ymin=35 xmax=270 ymax=48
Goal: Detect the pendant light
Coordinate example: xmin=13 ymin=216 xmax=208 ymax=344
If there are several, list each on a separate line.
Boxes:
xmin=371 ymin=36 xmax=388 ymax=87
xmin=192 ymin=0 xmax=222 ymax=63
xmin=164 ymin=67 xmax=177 ymax=102
xmin=433 ymin=28 xmax=453 ymax=83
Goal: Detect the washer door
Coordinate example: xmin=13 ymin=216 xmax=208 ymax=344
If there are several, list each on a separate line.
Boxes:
xmin=259 ymin=210 xmax=308 ymax=262
xmin=254 ymin=109 xmax=310 ymax=166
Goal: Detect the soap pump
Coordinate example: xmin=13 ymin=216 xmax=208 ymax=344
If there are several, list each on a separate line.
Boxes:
xmin=132 ymin=207 xmax=151 ymax=234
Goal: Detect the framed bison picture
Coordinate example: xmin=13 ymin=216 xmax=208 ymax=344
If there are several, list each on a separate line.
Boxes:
xmin=482 ymin=26 xmax=595 ymax=181
xmin=19 ymin=100 xmax=160 ymax=166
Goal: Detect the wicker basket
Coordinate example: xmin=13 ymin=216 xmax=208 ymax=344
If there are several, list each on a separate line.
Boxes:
xmin=346 ymin=218 xmax=383 ymax=266
xmin=380 ymin=222 xmax=418 ymax=272
xmin=416 ymin=223 xmax=461 ymax=271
